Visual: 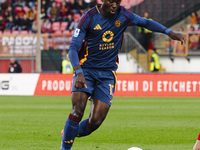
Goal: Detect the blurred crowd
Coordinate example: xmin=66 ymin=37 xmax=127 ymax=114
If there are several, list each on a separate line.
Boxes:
xmin=181 ymin=11 xmax=200 ymax=32
xmin=187 ymin=11 xmax=200 ymax=32
xmin=0 ymin=0 xmax=199 ymax=34
xmin=0 ymin=0 xmax=97 ymax=34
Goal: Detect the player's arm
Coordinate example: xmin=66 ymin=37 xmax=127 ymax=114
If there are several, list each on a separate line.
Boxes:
xmin=68 ymin=13 xmax=90 ymax=89
xmin=128 ymin=12 xmax=187 ymax=44
xmin=193 ymin=133 xmax=200 ymax=150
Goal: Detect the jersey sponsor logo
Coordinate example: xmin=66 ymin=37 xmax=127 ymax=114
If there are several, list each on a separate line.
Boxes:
xmin=102 ymin=31 xmax=114 ymax=42
xmin=115 ymin=20 xmax=121 ymax=27
xmin=99 ymin=43 xmax=114 ymax=50
xmin=73 ymin=28 xmax=80 ymax=37
xmin=94 ymin=24 xmax=102 ymax=30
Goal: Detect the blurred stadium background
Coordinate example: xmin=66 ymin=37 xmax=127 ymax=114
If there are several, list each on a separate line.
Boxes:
xmin=0 ymin=0 xmax=200 ymax=150
xmin=0 ymin=0 xmax=199 ymax=73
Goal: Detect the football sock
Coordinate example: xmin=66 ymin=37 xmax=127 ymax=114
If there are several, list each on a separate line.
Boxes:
xmin=77 ymin=119 xmax=92 ymax=137
xmin=198 ymin=132 xmax=200 ymax=140
xmin=62 ymin=114 xmax=81 ymax=149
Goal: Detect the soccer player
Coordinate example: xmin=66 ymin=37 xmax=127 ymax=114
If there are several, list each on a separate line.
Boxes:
xmin=61 ymin=0 xmax=187 ymax=149
xmin=193 ymin=133 xmax=200 ymax=150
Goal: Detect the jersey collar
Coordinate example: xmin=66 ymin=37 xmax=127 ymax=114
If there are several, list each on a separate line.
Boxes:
xmin=95 ymin=4 xmax=101 ymax=13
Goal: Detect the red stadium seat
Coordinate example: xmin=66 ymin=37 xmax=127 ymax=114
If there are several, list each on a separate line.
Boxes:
xmin=56 ymin=0 xmax=62 ymax=4
xmin=121 ymin=0 xmax=130 ymax=9
xmin=14 ymin=6 xmax=20 ymax=12
xmin=60 ymin=22 xmax=68 ymax=31
xmin=24 ymin=6 xmax=29 ymax=13
xmin=73 ymin=14 xmax=81 ymax=22
xmin=56 ymin=0 xmax=62 ymax=7
xmin=3 ymin=30 xmax=11 ymax=34
xmin=12 ymin=30 xmax=20 ymax=35
xmin=56 ymin=3 xmax=61 ymax=7
xmin=52 ymin=22 xmax=60 ymax=31
xmin=121 ymin=0 xmax=129 ymax=5
xmin=55 ymin=30 xmax=62 ymax=34
xmin=21 ymin=30 xmax=28 ymax=34
xmin=97 ymin=0 xmax=143 ymax=8
xmin=56 ymin=0 xmax=62 ymax=2
xmin=63 ymin=30 xmax=70 ymax=34
xmin=97 ymin=0 xmax=102 ymax=4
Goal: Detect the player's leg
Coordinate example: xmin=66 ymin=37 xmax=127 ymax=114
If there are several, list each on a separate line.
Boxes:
xmin=77 ymin=98 xmax=110 ymax=137
xmin=62 ymin=91 xmax=89 ymax=150
xmin=77 ymin=70 xmax=115 ymax=137
xmin=89 ymin=98 xmax=110 ymax=131
xmin=62 ymin=68 xmax=95 ymax=149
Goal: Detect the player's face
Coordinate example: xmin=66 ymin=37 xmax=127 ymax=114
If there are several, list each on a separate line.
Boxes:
xmin=101 ymin=0 xmax=121 ymax=17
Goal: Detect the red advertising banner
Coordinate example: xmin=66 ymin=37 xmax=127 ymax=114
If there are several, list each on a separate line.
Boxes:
xmin=34 ymin=74 xmax=73 ymax=96
xmin=34 ymin=73 xmax=200 ymax=97
xmin=115 ymin=74 xmax=200 ymax=97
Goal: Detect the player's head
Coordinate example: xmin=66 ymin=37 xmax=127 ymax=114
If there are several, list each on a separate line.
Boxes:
xmin=10 ymin=58 xmax=15 ymax=64
xmin=100 ymin=0 xmax=121 ymax=17
xmin=152 ymin=48 xmax=157 ymax=53
xmin=144 ymin=12 xmax=149 ymax=18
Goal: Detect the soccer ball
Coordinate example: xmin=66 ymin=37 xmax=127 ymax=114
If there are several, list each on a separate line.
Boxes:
xmin=127 ymin=147 xmax=143 ymax=150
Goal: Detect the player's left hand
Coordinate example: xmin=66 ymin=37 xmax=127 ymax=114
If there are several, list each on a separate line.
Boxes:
xmin=168 ymin=31 xmax=187 ymax=45
xmin=193 ymin=140 xmax=200 ymax=150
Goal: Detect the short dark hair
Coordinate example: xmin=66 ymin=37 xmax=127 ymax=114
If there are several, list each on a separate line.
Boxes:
xmin=152 ymin=48 xmax=156 ymax=52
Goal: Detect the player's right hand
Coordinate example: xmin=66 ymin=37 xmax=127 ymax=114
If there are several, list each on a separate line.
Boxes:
xmin=168 ymin=31 xmax=187 ymax=45
xmin=75 ymin=72 xmax=87 ymax=89
xmin=193 ymin=140 xmax=200 ymax=150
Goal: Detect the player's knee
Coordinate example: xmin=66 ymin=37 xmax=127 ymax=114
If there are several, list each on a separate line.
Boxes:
xmin=89 ymin=116 xmax=103 ymax=130
xmin=71 ymin=108 xmax=84 ymax=119
xmin=71 ymin=92 xmax=88 ymax=119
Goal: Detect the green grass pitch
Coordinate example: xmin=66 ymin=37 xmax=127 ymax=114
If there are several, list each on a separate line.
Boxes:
xmin=0 ymin=96 xmax=199 ymax=150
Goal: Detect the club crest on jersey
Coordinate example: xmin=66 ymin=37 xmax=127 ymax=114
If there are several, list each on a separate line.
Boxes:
xmin=73 ymin=28 xmax=80 ymax=37
xmin=115 ymin=20 xmax=121 ymax=27
xmin=102 ymin=31 xmax=114 ymax=42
